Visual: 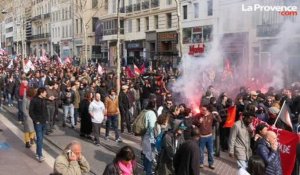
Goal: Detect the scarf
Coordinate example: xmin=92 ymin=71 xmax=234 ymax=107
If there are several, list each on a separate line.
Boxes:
xmin=117 ymin=160 xmax=133 ymax=175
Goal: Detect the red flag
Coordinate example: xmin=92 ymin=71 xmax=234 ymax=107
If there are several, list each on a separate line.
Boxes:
xmin=223 ymin=105 xmax=237 ymax=128
xmin=251 ymin=118 xmax=299 ymax=175
xmin=125 ymin=66 xmax=135 ymax=78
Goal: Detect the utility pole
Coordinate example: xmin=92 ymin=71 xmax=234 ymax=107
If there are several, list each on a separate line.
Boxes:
xmin=116 ymin=0 xmax=121 ymax=95
xmin=175 ymin=0 xmax=183 ymax=60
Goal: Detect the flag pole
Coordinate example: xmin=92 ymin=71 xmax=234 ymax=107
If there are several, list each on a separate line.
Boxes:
xmin=273 ymin=100 xmax=286 ymax=127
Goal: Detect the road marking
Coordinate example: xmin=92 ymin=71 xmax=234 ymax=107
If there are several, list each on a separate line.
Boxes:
xmin=0 ymin=113 xmax=55 ymax=167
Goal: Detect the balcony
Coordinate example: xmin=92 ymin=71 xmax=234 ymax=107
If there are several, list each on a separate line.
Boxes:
xmin=142 ymin=1 xmax=150 ymax=10
xmin=43 ymin=13 xmax=51 ymax=19
xmin=31 ymin=15 xmax=41 ymax=21
xmin=126 ymin=5 xmax=133 ymax=13
xmin=134 ymin=3 xmax=141 ymax=11
xmin=256 ymin=24 xmax=281 ymax=37
xmin=119 ymin=7 xmax=125 ymax=13
xmin=30 ymin=33 xmax=50 ymax=40
xmin=151 ymin=0 xmax=159 ymax=8
xmin=103 ymin=28 xmax=124 ymax=36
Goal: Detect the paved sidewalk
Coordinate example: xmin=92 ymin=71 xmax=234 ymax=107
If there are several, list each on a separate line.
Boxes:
xmin=0 ymin=116 xmax=52 ymax=175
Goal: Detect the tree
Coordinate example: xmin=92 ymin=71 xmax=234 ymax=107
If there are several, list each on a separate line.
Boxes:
xmin=73 ymin=0 xmax=106 ymax=65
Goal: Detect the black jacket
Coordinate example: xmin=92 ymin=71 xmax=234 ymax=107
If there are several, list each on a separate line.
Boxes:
xmin=29 ymin=96 xmax=48 ymax=124
xmin=118 ymin=91 xmax=130 ymax=113
xmin=173 ymin=139 xmax=200 ymax=175
xmin=61 ymin=89 xmax=75 ymax=105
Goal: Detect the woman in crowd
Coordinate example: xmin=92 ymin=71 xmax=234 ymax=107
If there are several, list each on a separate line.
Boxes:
xmin=79 ymin=92 xmax=93 ymax=139
xmin=23 ymin=87 xmax=36 ymax=148
xmin=103 ymin=146 xmax=137 ymax=175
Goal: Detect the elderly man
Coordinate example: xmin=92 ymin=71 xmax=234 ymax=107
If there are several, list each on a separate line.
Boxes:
xmin=228 ymin=112 xmax=254 ymax=170
xmin=256 ymin=131 xmax=282 ymax=175
xmin=54 ymin=140 xmax=90 ymax=175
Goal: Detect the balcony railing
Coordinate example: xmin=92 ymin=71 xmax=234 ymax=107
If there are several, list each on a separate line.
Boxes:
xmin=103 ymin=29 xmax=124 ymax=36
xmin=256 ymin=24 xmax=281 ymax=37
xmin=142 ymin=1 xmax=150 ymax=10
xmin=126 ymin=5 xmax=133 ymax=13
xmin=31 ymin=15 xmax=41 ymax=21
xmin=44 ymin=13 xmax=51 ymax=19
xmin=151 ymin=0 xmax=159 ymax=8
xmin=30 ymin=33 xmax=50 ymax=40
xmin=134 ymin=3 xmax=141 ymax=11
xmin=119 ymin=7 xmax=125 ymax=13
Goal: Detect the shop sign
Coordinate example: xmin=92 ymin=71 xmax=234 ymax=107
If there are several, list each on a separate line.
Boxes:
xmin=157 ymin=32 xmax=178 ymax=41
xmin=126 ymin=41 xmax=143 ymax=49
xmin=188 ymin=43 xmax=205 ymax=56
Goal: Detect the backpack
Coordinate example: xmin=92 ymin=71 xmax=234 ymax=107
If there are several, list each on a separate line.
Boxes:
xmin=132 ymin=109 xmax=148 ymax=136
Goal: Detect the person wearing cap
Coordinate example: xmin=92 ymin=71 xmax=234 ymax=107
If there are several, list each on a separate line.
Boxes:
xmin=247 ymin=91 xmax=259 ymax=107
xmin=157 ymin=120 xmax=186 ymax=175
xmin=119 ymin=84 xmax=131 ymax=134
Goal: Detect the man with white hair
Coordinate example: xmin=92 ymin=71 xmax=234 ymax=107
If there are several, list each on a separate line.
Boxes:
xmin=256 ymin=130 xmax=282 ymax=175
xmin=53 ymin=140 xmax=90 ymax=175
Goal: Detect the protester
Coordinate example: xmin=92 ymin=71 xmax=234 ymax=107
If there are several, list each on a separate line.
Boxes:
xmin=105 ymin=88 xmax=121 ymax=142
xmin=23 ymin=87 xmax=36 ymax=148
xmin=62 ymin=83 xmax=75 ymax=128
xmin=157 ymin=120 xmax=186 ymax=175
xmin=46 ymin=81 xmax=58 ymax=134
xmin=256 ymin=131 xmax=283 ymax=175
xmin=89 ymin=93 xmax=106 ymax=146
xmin=141 ymin=99 xmax=157 ymax=175
xmin=194 ymin=105 xmax=216 ymax=169
xmin=119 ymin=85 xmax=131 ymax=133
xmin=173 ymin=127 xmax=201 ymax=175
xmin=29 ymin=87 xmax=48 ymax=162
xmin=53 ymin=140 xmax=90 ymax=175
xmin=103 ymin=146 xmax=138 ymax=175
xmin=228 ymin=112 xmax=254 ymax=170
xmin=79 ymin=92 xmax=93 ymax=139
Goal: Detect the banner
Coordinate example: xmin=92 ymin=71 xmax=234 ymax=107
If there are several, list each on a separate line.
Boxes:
xmin=251 ymin=118 xmax=299 ymax=175
xmin=223 ymin=105 xmax=237 ymax=128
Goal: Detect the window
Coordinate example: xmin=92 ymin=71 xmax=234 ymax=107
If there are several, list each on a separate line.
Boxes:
xmin=207 ymin=0 xmax=213 ymax=16
xmin=66 ymin=25 xmax=68 ymax=37
xmin=76 ymin=19 xmax=78 ymax=34
xmin=167 ymin=0 xmax=172 ymax=5
xmin=128 ymin=19 xmax=132 ymax=33
xmin=194 ymin=3 xmax=199 ymax=18
xmin=62 ymin=26 xmax=64 ymax=38
xmin=136 ymin=18 xmax=140 ymax=32
xmin=183 ymin=5 xmax=187 ymax=20
xmin=92 ymin=0 xmax=98 ymax=8
xmin=166 ymin=13 xmax=172 ymax=28
xmin=154 ymin=15 xmax=158 ymax=29
xmin=80 ymin=18 xmax=83 ymax=33
xmin=62 ymin=9 xmax=64 ymax=20
xmin=92 ymin=17 xmax=98 ymax=32
xmin=65 ymin=8 xmax=68 ymax=19
xmin=145 ymin=17 xmax=149 ymax=31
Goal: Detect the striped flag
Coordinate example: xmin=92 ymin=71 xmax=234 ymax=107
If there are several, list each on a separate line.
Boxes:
xmin=275 ymin=101 xmax=293 ymax=130
xmin=134 ymin=64 xmax=141 ymax=76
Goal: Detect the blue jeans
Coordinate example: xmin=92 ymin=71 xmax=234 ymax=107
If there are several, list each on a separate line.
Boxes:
xmin=105 ymin=115 xmax=119 ymax=140
xmin=199 ymin=135 xmax=214 ymax=166
xmin=142 ymin=153 xmax=153 ymax=175
xmin=63 ymin=104 xmax=75 ymax=126
xmin=7 ymin=93 xmax=13 ymax=105
xmin=34 ymin=123 xmax=46 ymax=158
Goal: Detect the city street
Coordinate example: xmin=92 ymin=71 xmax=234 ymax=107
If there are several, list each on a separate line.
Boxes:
xmin=0 ymin=104 xmax=237 ymax=175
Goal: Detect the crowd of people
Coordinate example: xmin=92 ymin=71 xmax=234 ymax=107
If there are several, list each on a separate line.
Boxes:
xmin=0 ymin=55 xmax=299 ymax=175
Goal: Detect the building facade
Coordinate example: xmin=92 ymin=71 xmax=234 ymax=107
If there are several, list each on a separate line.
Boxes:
xmin=51 ymin=0 xmax=74 ymax=59
xmin=30 ymin=0 xmax=51 ymax=57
